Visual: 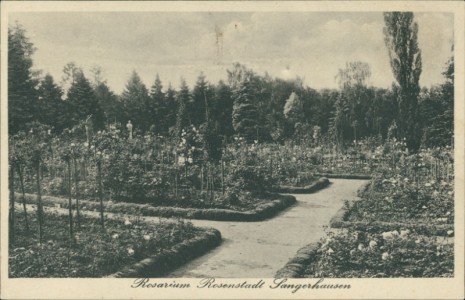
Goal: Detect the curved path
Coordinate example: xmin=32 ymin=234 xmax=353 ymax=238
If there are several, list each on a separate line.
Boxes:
xmin=166 ymin=179 xmax=367 ymax=278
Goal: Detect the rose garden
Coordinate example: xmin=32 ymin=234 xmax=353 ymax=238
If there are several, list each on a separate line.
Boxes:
xmin=8 ymin=12 xmax=454 ymax=278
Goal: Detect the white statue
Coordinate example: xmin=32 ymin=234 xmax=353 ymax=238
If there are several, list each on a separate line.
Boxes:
xmin=126 ymin=120 xmax=133 ymax=140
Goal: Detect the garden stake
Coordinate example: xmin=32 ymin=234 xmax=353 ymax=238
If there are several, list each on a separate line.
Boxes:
xmin=67 ymin=159 xmax=74 ymax=243
xmin=9 ymin=161 xmax=15 ymax=242
xmin=73 ymin=154 xmax=81 ymax=230
xmin=16 ymin=164 xmax=30 ymax=232
xmin=35 ymin=158 xmax=44 ymax=244
xmin=97 ymin=155 xmax=105 ymax=229
xmin=221 ymin=159 xmax=225 ymax=195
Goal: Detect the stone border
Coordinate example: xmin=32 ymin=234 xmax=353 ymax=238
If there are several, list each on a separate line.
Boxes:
xmin=15 ymin=192 xmax=297 ymax=222
xmin=275 ymin=242 xmax=320 ymax=278
xmin=313 ymin=173 xmax=372 ymax=180
xmin=107 ymin=228 xmax=221 ymax=278
xmin=329 ymin=205 xmax=454 ymax=236
xmin=274 ymin=177 xmax=330 ymax=193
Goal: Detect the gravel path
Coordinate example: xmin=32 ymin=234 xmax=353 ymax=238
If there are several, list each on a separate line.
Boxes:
xmin=166 ymin=179 xmax=367 ymax=278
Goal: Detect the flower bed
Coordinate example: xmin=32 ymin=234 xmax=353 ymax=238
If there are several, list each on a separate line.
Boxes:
xmin=9 ymin=211 xmax=220 ymax=277
xmin=353 ymin=177 xmax=453 ymax=224
xmin=277 ymin=229 xmax=453 ymax=278
xmin=330 ymin=206 xmax=454 ymax=236
xmin=15 ymin=192 xmax=297 ymax=222
xmin=107 ymin=227 xmax=221 ymax=278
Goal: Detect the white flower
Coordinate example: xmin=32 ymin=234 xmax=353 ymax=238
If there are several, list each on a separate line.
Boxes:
xmin=127 ymin=247 xmax=135 ymax=255
xmin=415 ymin=239 xmax=421 ymax=244
xmin=143 ymin=234 xmax=151 ymax=241
xmin=436 ymin=218 xmax=448 ymax=223
xmin=124 ymin=219 xmax=132 ymax=226
xmin=424 ymin=183 xmax=432 ymax=187
xmin=357 ymin=243 xmax=365 ymax=251
xmin=112 ymin=234 xmax=119 ymax=239
xmin=368 ymin=240 xmax=378 ymax=249
xmin=422 ymin=206 xmax=427 ymax=209
xmin=382 ymin=230 xmax=399 ymax=240
xmin=381 ymin=252 xmax=391 ymax=261
xmin=447 ymin=230 xmax=454 ymax=236
xmin=326 ymin=248 xmax=334 ymax=255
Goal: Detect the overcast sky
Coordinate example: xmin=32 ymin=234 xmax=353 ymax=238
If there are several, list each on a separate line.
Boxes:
xmin=10 ymin=12 xmax=453 ymax=93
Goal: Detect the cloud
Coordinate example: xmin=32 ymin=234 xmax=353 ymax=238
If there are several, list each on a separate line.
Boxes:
xmin=9 ymin=11 xmax=453 ymax=93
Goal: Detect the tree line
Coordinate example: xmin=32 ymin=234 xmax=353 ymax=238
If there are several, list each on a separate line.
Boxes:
xmin=8 ymin=12 xmax=454 ymax=152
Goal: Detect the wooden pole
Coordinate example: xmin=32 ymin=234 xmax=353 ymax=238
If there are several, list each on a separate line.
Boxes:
xmin=97 ymin=156 xmax=105 ymax=228
xmin=73 ymin=154 xmax=81 ymax=229
xmin=9 ymin=161 xmax=15 ymax=242
xmin=221 ymin=160 xmax=225 ymax=195
xmin=36 ymin=159 xmax=44 ymax=244
xmin=16 ymin=164 xmax=29 ymax=232
xmin=67 ymin=159 xmax=74 ymax=243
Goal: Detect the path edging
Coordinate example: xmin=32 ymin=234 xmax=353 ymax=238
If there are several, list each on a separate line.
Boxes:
xmin=314 ymin=173 xmax=372 ymax=180
xmin=275 ymin=242 xmax=320 ymax=278
xmin=15 ymin=192 xmax=297 ymax=222
xmin=107 ymin=227 xmax=222 ymax=278
xmin=274 ymin=177 xmax=330 ymax=193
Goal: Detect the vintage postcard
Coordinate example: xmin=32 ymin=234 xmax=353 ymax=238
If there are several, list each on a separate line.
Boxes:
xmin=1 ymin=1 xmax=464 ymax=299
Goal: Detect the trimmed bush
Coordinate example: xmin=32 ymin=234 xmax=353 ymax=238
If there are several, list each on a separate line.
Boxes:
xmin=313 ymin=173 xmax=372 ymax=180
xmin=275 ymin=242 xmax=320 ymax=278
xmin=16 ymin=192 xmax=297 ymax=222
xmin=275 ymin=177 xmax=330 ymax=193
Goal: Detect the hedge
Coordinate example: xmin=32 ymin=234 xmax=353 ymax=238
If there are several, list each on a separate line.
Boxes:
xmin=15 ymin=192 xmax=297 ymax=222
xmin=274 ymin=177 xmax=330 ymax=193
xmin=107 ymin=228 xmax=222 ymax=278
xmin=275 ymin=242 xmax=320 ymax=278
xmin=313 ymin=173 xmax=372 ymax=180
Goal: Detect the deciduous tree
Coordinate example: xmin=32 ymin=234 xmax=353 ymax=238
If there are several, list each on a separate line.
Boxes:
xmin=383 ymin=12 xmax=422 ymax=151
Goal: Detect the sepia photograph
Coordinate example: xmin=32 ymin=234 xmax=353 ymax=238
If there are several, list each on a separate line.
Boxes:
xmin=1 ymin=1 xmax=464 ymax=299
